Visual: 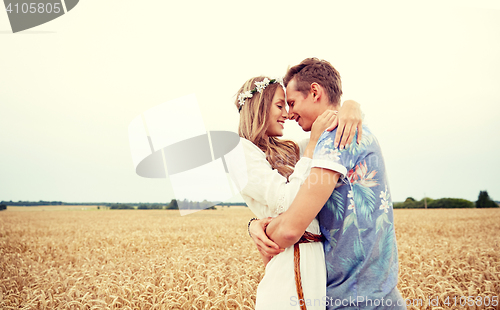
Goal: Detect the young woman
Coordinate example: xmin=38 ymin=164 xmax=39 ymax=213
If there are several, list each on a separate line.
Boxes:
xmin=234 ymin=76 xmax=362 ymax=310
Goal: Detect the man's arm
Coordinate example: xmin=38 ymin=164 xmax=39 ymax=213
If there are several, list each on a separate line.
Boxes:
xmin=265 ymin=167 xmax=340 ymax=248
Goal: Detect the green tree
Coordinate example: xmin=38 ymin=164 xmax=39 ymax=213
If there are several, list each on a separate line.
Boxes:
xmin=400 ymin=197 xmax=418 ymax=209
xmin=0 ymin=204 xmax=6 ymax=211
xmin=476 ymin=191 xmax=498 ymax=208
xmin=166 ymin=199 xmax=178 ymax=210
xmin=110 ymin=203 xmax=133 ymax=210
xmin=427 ymin=198 xmax=474 ymax=209
xmin=151 ymin=203 xmax=163 ymax=209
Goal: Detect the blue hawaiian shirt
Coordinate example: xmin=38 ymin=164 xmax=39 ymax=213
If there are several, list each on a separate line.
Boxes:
xmin=312 ymin=125 xmax=403 ymax=310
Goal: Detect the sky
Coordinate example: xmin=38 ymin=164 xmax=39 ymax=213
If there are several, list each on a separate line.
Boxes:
xmin=1 ymin=0 xmax=499 ymax=204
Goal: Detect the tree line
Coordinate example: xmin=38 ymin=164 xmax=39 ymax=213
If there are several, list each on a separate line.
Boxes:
xmin=2 ymin=191 xmax=496 ymax=211
xmin=1 ymin=200 xmax=66 ymax=206
xmin=107 ymin=200 xmax=247 ymax=210
xmin=393 ymin=191 xmax=498 ymax=209
xmin=0 ymin=200 xmax=246 ymax=209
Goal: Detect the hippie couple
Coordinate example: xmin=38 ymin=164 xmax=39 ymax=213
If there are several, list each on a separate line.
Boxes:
xmin=233 ymin=58 xmax=405 ymax=310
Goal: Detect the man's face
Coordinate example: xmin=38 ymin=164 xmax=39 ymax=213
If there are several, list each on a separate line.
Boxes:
xmin=286 ymin=78 xmax=316 ymax=132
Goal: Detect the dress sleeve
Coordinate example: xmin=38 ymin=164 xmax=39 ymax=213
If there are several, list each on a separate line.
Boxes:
xmin=240 ymin=139 xmax=312 ymax=217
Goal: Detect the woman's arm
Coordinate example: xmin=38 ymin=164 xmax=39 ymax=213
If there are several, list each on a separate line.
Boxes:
xmin=329 ymin=99 xmax=363 ymax=149
xmin=239 ymin=139 xmax=312 ymax=262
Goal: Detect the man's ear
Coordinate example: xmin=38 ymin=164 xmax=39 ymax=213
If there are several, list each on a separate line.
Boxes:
xmin=310 ymin=83 xmax=321 ymax=103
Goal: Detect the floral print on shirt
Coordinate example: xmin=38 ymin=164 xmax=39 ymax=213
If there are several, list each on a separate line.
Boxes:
xmin=312 ymin=125 xmax=402 ymax=309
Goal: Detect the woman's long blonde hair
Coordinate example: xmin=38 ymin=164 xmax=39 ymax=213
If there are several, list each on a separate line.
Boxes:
xmin=235 ymin=76 xmax=300 ymax=179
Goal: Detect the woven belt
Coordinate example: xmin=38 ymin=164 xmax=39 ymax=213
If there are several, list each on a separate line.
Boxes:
xmin=294 ymin=231 xmax=325 ymax=310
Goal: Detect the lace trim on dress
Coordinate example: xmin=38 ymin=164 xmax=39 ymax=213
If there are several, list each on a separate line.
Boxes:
xmin=275 ymin=193 xmax=286 ymax=215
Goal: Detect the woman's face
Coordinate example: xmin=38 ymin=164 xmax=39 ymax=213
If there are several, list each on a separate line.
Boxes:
xmin=264 ymin=87 xmax=288 ymax=138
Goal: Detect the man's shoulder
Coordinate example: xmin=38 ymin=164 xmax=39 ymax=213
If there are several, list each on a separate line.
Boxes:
xmin=317 ymin=125 xmax=379 ymax=154
xmin=319 ymin=124 xmax=376 ymax=140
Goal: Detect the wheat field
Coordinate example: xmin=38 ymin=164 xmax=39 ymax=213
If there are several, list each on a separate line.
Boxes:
xmin=0 ymin=207 xmax=499 ymax=309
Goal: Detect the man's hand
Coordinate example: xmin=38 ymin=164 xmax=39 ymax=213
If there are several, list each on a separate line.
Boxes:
xmin=327 ymin=100 xmax=363 ymax=149
xmin=249 ymin=217 xmax=284 ymax=258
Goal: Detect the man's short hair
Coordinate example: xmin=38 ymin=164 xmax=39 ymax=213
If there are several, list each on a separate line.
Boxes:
xmin=284 ymin=57 xmax=342 ymax=105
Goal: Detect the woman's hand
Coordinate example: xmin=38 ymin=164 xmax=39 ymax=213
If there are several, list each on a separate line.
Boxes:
xmin=249 ymin=218 xmax=283 ymax=259
xmin=328 ymin=100 xmax=363 ymax=149
xmin=310 ymin=110 xmax=338 ymax=142
xmin=303 ymin=110 xmax=338 ymax=158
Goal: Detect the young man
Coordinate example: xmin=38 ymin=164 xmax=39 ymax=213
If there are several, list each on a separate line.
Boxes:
xmin=250 ymin=58 xmax=406 ymax=309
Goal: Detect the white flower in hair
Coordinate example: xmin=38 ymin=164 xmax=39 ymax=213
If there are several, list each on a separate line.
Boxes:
xmin=255 ymin=77 xmax=270 ymax=93
xmin=238 ymin=90 xmax=253 ymax=108
xmin=275 ymin=77 xmax=285 ymax=89
xmin=238 ymin=77 xmax=284 ymax=112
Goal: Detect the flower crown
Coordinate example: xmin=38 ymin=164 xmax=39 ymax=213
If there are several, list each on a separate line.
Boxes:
xmin=238 ymin=77 xmax=284 ymax=112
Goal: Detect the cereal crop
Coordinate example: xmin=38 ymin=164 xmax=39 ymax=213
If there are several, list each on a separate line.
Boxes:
xmin=0 ymin=207 xmax=499 ymax=309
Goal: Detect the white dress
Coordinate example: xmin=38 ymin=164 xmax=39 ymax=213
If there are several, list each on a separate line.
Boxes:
xmin=239 ymin=138 xmax=326 ymax=310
